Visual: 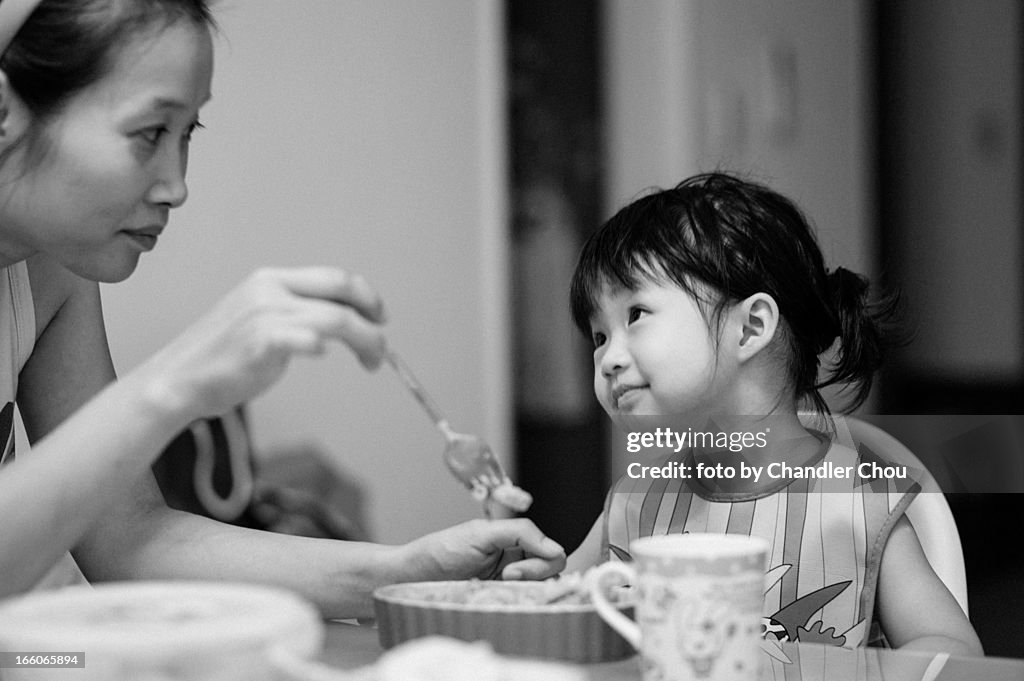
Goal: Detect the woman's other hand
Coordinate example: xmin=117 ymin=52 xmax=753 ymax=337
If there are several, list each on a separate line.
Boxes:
xmin=402 ymin=518 xmax=567 ymax=582
xmin=132 ymin=266 xmax=387 ymax=421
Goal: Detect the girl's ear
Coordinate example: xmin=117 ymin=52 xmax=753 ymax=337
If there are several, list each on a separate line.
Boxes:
xmin=732 ymin=292 xmax=780 ymax=363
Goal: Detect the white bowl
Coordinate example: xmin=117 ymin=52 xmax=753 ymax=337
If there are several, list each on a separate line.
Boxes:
xmin=0 ymin=581 xmax=324 ymax=681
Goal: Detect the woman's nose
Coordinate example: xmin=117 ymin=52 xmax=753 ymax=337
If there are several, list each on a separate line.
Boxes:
xmin=148 ymin=154 xmax=189 ymax=208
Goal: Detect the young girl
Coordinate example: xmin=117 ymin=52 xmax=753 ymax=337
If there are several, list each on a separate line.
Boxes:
xmin=0 ymin=0 xmax=563 ymax=613
xmin=565 ymin=173 xmax=982 ymax=655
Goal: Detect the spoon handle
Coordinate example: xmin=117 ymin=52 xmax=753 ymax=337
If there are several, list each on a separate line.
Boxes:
xmin=384 ymin=347 xmax=450 ymax=431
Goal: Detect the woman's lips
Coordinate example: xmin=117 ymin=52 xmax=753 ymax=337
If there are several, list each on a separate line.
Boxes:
xmin=122 ymin=226 xmax=164 ymax=251
xmin=123 ymin=232 xmax=158 ymax=251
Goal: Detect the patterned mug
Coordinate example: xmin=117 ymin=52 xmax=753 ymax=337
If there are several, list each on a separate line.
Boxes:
xmin=590 ymin=533 xmax=768 ymax=681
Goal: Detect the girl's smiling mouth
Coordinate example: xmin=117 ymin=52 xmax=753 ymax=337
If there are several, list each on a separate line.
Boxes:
xmin=612 ymin=384 xmax=648 ymax=408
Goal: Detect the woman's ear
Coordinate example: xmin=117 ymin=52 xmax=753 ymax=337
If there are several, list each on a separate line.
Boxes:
xmin=732 ymin=292 xmax=780 ymax=363
xmin=0 ymin=70 xmax=26 ymax=144
xmin=0 ymin=71 xmax=12 ymax=138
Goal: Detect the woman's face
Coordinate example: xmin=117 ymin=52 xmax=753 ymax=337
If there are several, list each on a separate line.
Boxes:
xmin=0 ymin=18 xmax=213 ymax=282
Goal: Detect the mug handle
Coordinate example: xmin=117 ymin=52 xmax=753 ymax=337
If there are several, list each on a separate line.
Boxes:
xmin=588 ymin=562 xmax=641 ymax=649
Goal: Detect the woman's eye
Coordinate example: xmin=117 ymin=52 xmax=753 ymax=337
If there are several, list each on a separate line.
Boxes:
xmin=138 ymin=127 xmax=167 ymax=146
xmin=591 ymin=332 xmax=607 ymax=348
xmin=628 ymin=307 xmax=647 ymax=324
xmin=185 ymin=120 xmax=205 ymax=142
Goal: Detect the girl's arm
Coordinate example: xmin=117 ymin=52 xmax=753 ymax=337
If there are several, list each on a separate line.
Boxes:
xmin=564 ymin=513 xmax=605 ymax=574
xmin=875 ymin=515 xmax=983 ymax=656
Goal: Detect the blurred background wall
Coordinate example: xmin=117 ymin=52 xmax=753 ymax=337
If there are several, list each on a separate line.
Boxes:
xmin=103 ymin=0 xmax=511 ymax=543
xmin=878 ymin=1 xmax=1023 ymax=410
xmin=876 ymin=0 xmax=1024 ymax=657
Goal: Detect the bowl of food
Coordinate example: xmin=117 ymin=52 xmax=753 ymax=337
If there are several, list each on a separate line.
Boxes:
xmin=372 ymin=576 xmax=634 ymax=663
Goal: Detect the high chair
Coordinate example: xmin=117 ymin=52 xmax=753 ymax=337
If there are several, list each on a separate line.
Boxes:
xmin=835 ymin=416 xmax=970 ymax=616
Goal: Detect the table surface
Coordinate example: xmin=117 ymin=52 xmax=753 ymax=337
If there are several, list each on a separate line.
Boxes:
xmin=319 ymin=620 xmax=1024 ymax=681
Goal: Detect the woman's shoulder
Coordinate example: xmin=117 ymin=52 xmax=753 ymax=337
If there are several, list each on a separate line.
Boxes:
xmin=25 ymin=255 xmax=100 ymax=341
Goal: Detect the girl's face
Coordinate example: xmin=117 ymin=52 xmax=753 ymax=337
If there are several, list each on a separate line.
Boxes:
xmin=589 ymin=277 xmax=735 ymax=424
xmin=0 ymin=18 xmax=213 ymax=282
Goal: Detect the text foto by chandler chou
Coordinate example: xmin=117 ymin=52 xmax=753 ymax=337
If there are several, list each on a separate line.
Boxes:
xmin=627 ymin=459 xmax=908 ymax=482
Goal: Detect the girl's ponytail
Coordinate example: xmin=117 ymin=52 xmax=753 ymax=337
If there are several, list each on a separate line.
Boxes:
xmin=815 ymin=267 xmax=898 ymax=412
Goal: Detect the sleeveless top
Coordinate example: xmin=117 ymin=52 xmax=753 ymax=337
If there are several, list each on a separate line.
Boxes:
xmin=0 ymin=261 xmax=88 ymax=589
xmin=603 ymin=439 xmax=921 ymax=649
xmin=0 ymin=261 xmax=34 ymax=465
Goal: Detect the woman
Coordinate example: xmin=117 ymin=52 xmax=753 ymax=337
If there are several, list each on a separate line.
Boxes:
xmin=0 ymin=0 xmax=564 ymax=616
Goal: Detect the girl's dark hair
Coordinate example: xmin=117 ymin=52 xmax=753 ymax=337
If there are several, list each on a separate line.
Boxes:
xmin=570 ymin=172 xmax=898 ymax=414
xmin=1 ymin=0 xmax=215 ymax=161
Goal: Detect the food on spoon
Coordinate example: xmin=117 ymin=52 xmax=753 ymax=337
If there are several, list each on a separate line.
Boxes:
xmin=491 ymin=478 xmax=533 ymax=512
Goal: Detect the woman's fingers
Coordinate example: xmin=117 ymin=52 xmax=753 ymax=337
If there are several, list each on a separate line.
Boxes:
xmin=462 ymin=518 xmax=566 ymax=580
xmin=501 ymin=556 xmax=563 ymax=581
xmin=280 ymin=298 xmax=387 ymax=369
xmin=264 ymin=267 xmax=387 ymax=324
xmin=149 ymin=266 xmax=390 ymax=420
xmin=478 ymin=518 xmax=565 ymax=560
xmin=232 ymin=267 xmax=388 ymax=369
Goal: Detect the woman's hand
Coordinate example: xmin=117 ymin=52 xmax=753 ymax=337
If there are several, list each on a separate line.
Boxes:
xmin=402 ymin=518 xmax=567 ymax=582
xmin=132 ymin=266 xmax=387 ymax=422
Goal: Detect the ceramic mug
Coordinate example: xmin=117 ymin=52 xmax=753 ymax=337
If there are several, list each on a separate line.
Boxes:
xmin=590 ymin=533 xmax=768 ymax=681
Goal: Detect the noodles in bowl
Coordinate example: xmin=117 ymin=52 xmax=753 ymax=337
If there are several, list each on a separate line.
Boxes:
xmin=372 ymin=576 xmax=633 ymax=663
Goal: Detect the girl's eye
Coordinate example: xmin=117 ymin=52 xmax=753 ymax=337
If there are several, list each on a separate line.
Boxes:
xmin=591 ymin=332 xmax=607 ymax=348
xmin=628 ymin=307 xmax=647 ymax=324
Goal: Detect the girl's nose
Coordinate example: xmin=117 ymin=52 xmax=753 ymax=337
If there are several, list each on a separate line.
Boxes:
xmin=599 ymin=334 xmax=630 ymax=378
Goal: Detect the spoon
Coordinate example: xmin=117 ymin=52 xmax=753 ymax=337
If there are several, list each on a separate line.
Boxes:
xmin=384 ymin=346 xmax=532 ymax=517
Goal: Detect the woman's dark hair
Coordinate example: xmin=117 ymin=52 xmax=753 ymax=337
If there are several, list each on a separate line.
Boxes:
xmin=0 ymin=0 xmax=215 ymax=161
xmin=570 ymin=172 xmax=898 ymax=414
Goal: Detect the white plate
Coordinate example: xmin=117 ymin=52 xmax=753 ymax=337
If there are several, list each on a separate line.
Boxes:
xmin=0 ymin=580 xmax=324 ymax=681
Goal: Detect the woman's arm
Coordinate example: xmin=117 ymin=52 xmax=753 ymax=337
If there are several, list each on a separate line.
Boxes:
xmin=7 ymin=260 xmax=564 ymax=611
xmin=78 ymin=485 xmax=563 ymax=618
xmin=875 ymin=515 xmax=983 ymax=656
xmin=0 ymin=257 xmax=185 ymax=595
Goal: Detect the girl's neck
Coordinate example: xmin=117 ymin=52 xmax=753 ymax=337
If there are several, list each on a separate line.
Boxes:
xmin=685 ymin=406 xmax=827 ymax=496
